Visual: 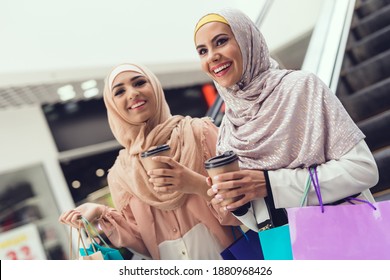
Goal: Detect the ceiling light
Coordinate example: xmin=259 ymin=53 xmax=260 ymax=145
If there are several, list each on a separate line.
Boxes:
xmin=57 ymin=85 xmax=76 ymax=101
xmin=71 ymin=180 xmax=81 ymax=189
xmin=95 ymin=169 xmax=105 ymax=177
xmin=81 ymin=80 xmax=97 ymax=90
xmin=83 ymin=88 xmax=99 ymax=98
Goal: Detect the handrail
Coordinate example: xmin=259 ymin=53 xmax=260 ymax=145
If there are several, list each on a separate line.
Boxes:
xmin=302 ymin=0 xmax=356 ymax=93
xmin=255 ymin=0 xmax=275 ymax=28
xmin=58 ymin=140 xmax=121 ymax=162
xmin=205 ymin=94 xmax=224 ymax=120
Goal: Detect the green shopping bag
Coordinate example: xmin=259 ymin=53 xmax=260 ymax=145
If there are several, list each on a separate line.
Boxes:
xmin=258 ymin=224 xmax=293 ymax=260
xmin=257 ymin=173 xmax=314 ymax=260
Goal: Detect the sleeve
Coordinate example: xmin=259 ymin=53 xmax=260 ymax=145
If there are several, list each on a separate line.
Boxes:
xmin=96 ymin=170 xmax=151 ymax=258
xmin=268 ymin=139 xmax=379 ymax=208
xmin=97 ymin=205 xmax=150 ymax=258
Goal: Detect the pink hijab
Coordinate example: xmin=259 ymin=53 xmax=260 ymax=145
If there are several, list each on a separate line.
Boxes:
xmin=103 ymin=63 xmax=210 ymax=210
xmin=198 ymin=9 xmax=364 ymax=170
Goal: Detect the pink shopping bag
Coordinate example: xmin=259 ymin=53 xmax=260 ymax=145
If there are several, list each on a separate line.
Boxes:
xmin=286 ymin=167 xmax=390 ymax=260
xmin=287 ymin=200 xmax=390 ymax=259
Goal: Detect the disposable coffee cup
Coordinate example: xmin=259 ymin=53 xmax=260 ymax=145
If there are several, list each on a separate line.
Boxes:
xmin=140 ymin=144 xmax=171 ymax=173
xmin=204 ymin=151 xmax=240 ymax=205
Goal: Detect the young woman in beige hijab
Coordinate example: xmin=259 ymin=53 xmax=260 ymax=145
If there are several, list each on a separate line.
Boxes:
xmin=59 ymin=63 xmax=240 ymax=259
xmin=194 ymin=8 xmax=379 ymax=231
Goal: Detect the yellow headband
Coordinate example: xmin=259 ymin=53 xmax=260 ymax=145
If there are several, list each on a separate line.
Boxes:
xmin=194 ymin=13 xmax=229 ymax=39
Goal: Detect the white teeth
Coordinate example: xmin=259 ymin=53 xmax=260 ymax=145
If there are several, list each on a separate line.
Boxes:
xmin=130 ymin=101 xmax=145 ymax=109
xmin=213 ymin=63 xmax=231 ymax=74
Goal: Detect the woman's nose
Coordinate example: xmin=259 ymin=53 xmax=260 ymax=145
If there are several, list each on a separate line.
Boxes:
xmin=127 ymin=89 xmax=140 ymax=100
xmin=208 ymin=50 xmax=220 ymax=63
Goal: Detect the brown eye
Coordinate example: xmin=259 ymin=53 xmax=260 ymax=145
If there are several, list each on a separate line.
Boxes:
xmin=134 ymin=79 xmax=147 ymax=87
xmin=114 ymin=89 xmax=125 ymax=96
xmin=198 ymin=48 xmax=207 ymax=56
xmin=216 ymin=37 xmax=228 ymax=46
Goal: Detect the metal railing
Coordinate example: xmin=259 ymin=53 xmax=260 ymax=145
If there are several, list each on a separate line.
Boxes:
xmin=302 ymin=0 xmax=357 ymax=93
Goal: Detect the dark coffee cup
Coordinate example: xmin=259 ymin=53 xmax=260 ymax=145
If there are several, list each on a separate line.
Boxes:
xmin=205 ymin=151 xmax=240 ymax=205
xmin=140 ymin=144 xmax=171 ymax=173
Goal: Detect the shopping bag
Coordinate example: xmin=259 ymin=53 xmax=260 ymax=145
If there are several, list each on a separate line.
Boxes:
xmin=68 ymin=226 xmax=104 ymax=260
xmin=287 ymin=167 xmax=390 ymax=260
xmin=79 ymin=250 xmax=104 ymax=260
xmin=221 ymin=227 xmax=264 ymax=260
xmin=79 ymin=242 xmax=123 ymax=260
xmin=258 ymin=224 xmax=293 ymax=260
xmin=79 ymin=217 xmax=124 ymax=260
xmin=257 ymin=176 xmax=310 ymax=261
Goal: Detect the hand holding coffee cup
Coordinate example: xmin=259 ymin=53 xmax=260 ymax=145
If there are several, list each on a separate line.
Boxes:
xmin=141 ymin=144 xmax=171 ymax=188
xmin=204 ymin=151 xmax=240 ymax=210
xmin=140 ymin=144 xmax=171 ymax=172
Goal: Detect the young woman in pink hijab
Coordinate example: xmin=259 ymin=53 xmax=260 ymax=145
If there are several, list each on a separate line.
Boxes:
xmin=194 ymin=8 xmax=379 ymax=231
xmin=59 ymin=63 xmax=240 ymax=259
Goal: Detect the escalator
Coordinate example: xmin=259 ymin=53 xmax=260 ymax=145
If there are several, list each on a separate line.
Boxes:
xmin=335 ymin=0 xmax=390 ymax=199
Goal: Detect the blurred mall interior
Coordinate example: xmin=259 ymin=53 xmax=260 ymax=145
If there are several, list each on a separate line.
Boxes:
xmin=0 ymin=0 xmax=389 ymax=260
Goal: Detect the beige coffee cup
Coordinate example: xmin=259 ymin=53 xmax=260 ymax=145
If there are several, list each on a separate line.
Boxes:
xmin=140 ymin=144 xmax=171 ymax=173
xmin=204 ymin=151 xmax=240 ymax=206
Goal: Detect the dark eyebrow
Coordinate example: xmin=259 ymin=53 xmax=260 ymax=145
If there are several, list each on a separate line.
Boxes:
xmin=196 ymin=33 xmax=229 ymax=50
xmin=111 ymin=75 xmax=144 ymax=91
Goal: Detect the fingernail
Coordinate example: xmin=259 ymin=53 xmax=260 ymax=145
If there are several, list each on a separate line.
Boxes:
xmin=213 ymin=175 xmax=219 ymax=181
xmin=215 ymin=194 xmax=223 ymax=201
xmin=211 ymin=184 xmax=218 ymax=193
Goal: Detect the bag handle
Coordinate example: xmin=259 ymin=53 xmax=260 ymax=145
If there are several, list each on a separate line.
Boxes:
xmin=233 ymin=226 xmax=249 ymax=241
xmin=309 ymin=166 xmax=324 ymax=213
xmin=80 ymin=216 xmax=110 ymax=247
xmin=345 ymin=196 xmax=377 ymax=210
xmin=69 ymin=225 xmax=89 ymax=259
xmin=69 ymin=226 xmax=73 ymax=259
xmin=300 ymin=174 xmax=312 ymax=207
xmin=308 ymin=166 xmax=376 ymax=212
xmin=82 ymin=222 xmax=98 ymax=253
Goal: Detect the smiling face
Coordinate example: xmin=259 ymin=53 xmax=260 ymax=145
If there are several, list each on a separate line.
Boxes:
xmin=195 ymin=21 xmax=243 ymax=88
xmin=111 ymin=71 xmax=156 ymax=123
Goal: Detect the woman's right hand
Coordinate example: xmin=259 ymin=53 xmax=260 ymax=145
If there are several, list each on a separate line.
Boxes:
xmin=206 ymin=169 xmax=267 ymax=212
xmin=58 ymin=202 xmax=105 ymax=228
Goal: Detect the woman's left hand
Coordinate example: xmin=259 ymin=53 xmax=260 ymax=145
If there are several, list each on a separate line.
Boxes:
xmin=206 ymin=169 xmax=267 ymax=212
xmin=147 ymin=156 xmax=208 ymax=197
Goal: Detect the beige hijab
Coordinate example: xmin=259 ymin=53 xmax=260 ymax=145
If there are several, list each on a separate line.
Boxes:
xmin=196 ymin=9 xmax=364 ymax=170
xmin=103 ymin=63 xmax=209 ymax=211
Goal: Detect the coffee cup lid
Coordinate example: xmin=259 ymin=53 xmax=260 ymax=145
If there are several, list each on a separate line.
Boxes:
xmin=141 ymin=144 xmax=170 ymax=158
xmin=204 ymin=151 xmax=238 ymax=169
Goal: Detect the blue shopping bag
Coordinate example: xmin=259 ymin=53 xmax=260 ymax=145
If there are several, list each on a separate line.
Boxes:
xmin=221 ymin=228 xmax=264 ymax=260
